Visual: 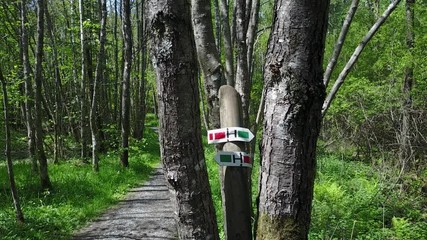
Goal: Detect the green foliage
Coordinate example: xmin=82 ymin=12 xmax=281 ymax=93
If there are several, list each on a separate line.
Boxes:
xmin=0 ymin=126 xmax=161 ymax=239
xmin=322 ymin=1 xmax=427 ymax=162
xmin=309 ymin=154 xmax=427 ymax=240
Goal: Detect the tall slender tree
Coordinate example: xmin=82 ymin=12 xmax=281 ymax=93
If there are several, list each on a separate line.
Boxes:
xmin=20 ymin=0 xmax=37 ymax=172
xmin=34 ymin=0 xmax=52 ymax=190
xmin=132 ymin=0 xmax=146 ymax=140
xmin=256 ymin=0 xmax=330 ymax=238
xmin=1 ymin=68 xmax=25 ymax=224
xmin=78 ymin=0 xmax=89 ymax=161
xmin=148 ymin=0 xmax=219 ymax=238
xmin=90 ymin=0 xmax=107 ymax=172
xmin=45 ymin=1 xmax=64 ymax=163
xmin=234 ymin=0 xmax=251 ymax=128
xmin=191 ymin=0 xmax=224 ymax=130
xmin=120 ymin=0 xmax=132 ymax=167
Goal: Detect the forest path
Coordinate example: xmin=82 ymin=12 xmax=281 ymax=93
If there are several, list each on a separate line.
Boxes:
xmin=73 ymin=166 xmax=177 ymax=239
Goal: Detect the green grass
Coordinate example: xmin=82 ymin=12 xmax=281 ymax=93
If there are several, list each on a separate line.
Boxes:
xmin=0 ymin=124 xmax=160 ymax=240
xmin=310 ymin=153 xmax=427 ymax=240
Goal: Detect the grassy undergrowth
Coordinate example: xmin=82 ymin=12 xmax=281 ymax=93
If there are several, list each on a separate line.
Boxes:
xmin=206 ymin=140 xmax=427 ymax=240
xmin=310 ymin=153 xmax=427 ymax=240
xmin=0 ymin=124 xmax=160 ymax=240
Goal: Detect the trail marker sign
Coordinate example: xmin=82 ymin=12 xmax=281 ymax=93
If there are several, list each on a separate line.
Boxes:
xmin=207 ymin=127 xmax=254 ymax=144
xmin=214 ymin=151 xmax=252 ymax=168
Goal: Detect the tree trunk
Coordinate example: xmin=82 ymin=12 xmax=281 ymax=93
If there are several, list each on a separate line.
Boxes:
xmin=147 ymin=0 xmax=219 ymax=238
xmin=90 ymin=0 xmax=107 ymax=172
xmin=132 ymin=0 xmax=146 ymax=140
xmin=79 ymin=0 xmax=89 ymax=162
xmin=234 ymin=0 xmax=251 ymax=128
xmin=113 ymin=0 xmax=119 ymax=124
xmin=256 ymin=0 xmax=329 ymax=238
xmin=322 ymin=0 xmax=402 ymax=117
xmin=34 ymin=0 xmax=52 ymax=190
xmin=63 ymin=0 xmax=81 ymax=142
xmin=220 ymin=0 xmax=235 ymax=86
xmin=399 ymin=0 xmax=415 ymax=169
xmin=191 ymin=0 xmax=224 ymax=130
xmin=1 ymin=68 xmax=25 ymax=224
xmin=45 ymin=2 xmax=63 ymax=164
xmin=20 ymin=0 xmax=37 ymax=172
xmin=213 ymin=0 xmax=221 ymax=53
xmin=246 ymin=0 xmax=260 ymax=79
xmin=120 ymin=0 xmax=132 ymax=168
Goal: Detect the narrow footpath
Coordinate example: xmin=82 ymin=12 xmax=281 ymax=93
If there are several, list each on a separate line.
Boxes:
xmin=73 ymin=167 xmax=177 ymax=240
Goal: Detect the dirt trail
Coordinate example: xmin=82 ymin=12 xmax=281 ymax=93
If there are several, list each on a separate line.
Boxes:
xmin=73 ymin=166 xmax=177 ymax=240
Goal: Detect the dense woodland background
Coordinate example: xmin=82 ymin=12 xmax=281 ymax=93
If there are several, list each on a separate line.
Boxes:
xmin=1 ymin=0 xmax=426 ymax=239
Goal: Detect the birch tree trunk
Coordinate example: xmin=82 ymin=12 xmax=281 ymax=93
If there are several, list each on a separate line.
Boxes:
xmin=120 ymin=0 xmax=132 ymax=168
xmin=90 ymin=0 xmax=107 ymax=172
xmin=78 ymin=0 xmax=89 ymax=161
xmin=20 ymin=0 xmax=37 ymax=172
xmin=34 ymin=0 xmax=52 ymax=190
xmin=256 ymin=0 xmax=329 ymax=238
xmin=1 ymin=68 xmax=25 ymax=224
xmin=148 ymin=0 xmax=219 ymax=238
xmin=191 ymin=0 xmax=223 ymax=130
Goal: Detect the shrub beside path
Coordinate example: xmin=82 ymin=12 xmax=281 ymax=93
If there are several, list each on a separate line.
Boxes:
xmin=73 ymin=166 xmax=177 ymax=239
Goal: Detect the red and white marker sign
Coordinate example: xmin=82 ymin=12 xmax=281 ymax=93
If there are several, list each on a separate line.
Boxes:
xmin=207 ymin=127 xmax=254 ymax=144
xmin=214 ymin=151 xmax=252 ymax=168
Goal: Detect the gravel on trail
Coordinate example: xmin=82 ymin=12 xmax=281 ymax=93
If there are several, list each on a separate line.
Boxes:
xmin=73 ymin=166 xmax=177 ymax=240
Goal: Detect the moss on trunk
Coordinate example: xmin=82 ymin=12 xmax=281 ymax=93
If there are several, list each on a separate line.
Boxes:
xmin=256 ymin=213 xmax=306 ymax=240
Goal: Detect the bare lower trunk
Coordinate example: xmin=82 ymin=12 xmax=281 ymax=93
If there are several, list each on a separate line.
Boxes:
xmin=256 ymin=0 xmax=329 ymax=238
xmin=35 ymin=0 xmax=52 ymax=190
xmin=148 ymin=0 xmax=219 ymax=238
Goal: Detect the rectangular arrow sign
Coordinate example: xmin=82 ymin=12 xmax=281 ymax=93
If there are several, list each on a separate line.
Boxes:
xmin=214 ymin=151 xmax=252 ymax=168
xmin=208 ymin=127 xmax=254 ymax=144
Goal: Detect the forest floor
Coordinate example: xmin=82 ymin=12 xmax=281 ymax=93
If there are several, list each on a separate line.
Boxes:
xmin=72 ymin=166 xmax=177 ymax=240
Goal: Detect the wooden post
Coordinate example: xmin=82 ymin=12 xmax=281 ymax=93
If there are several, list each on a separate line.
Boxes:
xmin=219 ymin=85 xmax=252 ymax=239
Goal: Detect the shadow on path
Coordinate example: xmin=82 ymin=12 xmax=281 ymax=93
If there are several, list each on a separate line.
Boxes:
xmin=73 ymin=167 xmax=177 ymax=240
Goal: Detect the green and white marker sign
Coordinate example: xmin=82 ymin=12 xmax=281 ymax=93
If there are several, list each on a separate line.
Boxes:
xmin=214 ymin=151 xmax=252 ymax=168
xmin=207 ymin=127 xmax=254 ymax=144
